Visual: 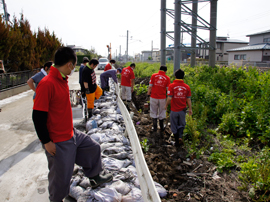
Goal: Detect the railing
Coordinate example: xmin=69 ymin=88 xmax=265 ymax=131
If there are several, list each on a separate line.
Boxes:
xmin=0 ymin=69 xmax=40 ymax=91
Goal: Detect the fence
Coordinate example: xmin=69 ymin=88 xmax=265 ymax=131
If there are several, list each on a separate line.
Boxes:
xmin=0 ymin=69 xmax=40 ymax=92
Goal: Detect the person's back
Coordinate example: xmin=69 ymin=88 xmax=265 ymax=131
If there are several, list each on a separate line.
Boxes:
xmin=169 ymin=79 xmax=191 ymax=112
xmin=150 ymin=70 xmax=170 ymax=99
xmin=104 ymin=60 xmax=115 ymax=71
xmin=121 ymin=66 xmax=134 ymax=87
xmin=148 ymin=66 xmax=170 ymax=132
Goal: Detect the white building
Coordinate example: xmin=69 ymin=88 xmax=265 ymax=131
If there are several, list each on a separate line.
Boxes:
xmin=197 ymin=36 xmax=248 ymax=63
xmin=227 ymin=30 xmax=270 ymax=67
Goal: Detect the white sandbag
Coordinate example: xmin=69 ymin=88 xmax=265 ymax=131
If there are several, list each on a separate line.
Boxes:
xmin=69 ymin=185 xmax=85 ymax=200
xmin=113 ymin=169 xmax=136 ymax=182
xmin=102 ymin=157 xmax=132 ymax=171
xmin=83 ymin=187 xmax=122 ymax=202
xmin=108 ymin=180 xmax=131 ymax=195
xmin=86 ymin=120 xmax=97 ymax=131
xmin=79 ymin=176 xmax=91 ymax=189
xmin=154 ymin=181 xmax=167 ymax=198
xmin=86 ymin=128 xmax=102 ymax=136
xmin=100 ymin=142 xmax=124 ymax=152
xmin=100 ymin=121 xmax=114 ymax=129
xmin=90 ymin=132 xmax=106 ymax=143
xmin=121 ymin=187 xmax=144 ymax=202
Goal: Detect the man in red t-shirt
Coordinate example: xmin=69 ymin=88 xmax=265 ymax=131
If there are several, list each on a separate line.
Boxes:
xmin=120 ymin=63 xmax=135 ymax=111
xmin=32 ymin=47 xmax=112 ymax=201
xmin=104 ymin=59 xmax=116 ymax=71
xmin=165 ymin=69 xmax=192 ymax=147
xmin=147 ymin=65 xmax=171 ymax=132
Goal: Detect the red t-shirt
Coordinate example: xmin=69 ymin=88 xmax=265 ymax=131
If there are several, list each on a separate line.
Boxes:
xmin=167 ymin=79 xmax=191 ymax=112
xmin=121 ymin=66 xmax=135 ymax=87
xmin=149 ymin=70 xmax=171 ymax=99
xmin=104 ymin=63 xmax=112 ymax=71
xmin=33 ymin=66 xmax=73 ymax=143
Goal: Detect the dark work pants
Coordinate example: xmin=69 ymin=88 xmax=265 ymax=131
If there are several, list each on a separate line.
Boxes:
xmin=44 ymin=128 xmax=102 ymax=201
xmin=170 ymin=110 xmax=186 ymax=138
xmin=100 ymin=75 xmax=109 ymax=89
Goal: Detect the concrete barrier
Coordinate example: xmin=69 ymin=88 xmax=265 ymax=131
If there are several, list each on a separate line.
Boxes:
xmin=0 ymin=84 xmax=30 ymax=100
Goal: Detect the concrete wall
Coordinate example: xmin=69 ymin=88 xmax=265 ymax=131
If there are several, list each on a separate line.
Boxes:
xmin=0 ymin=84 xmax=30 ymax=100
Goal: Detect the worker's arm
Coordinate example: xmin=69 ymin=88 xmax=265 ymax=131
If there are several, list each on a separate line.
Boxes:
xmin=187 ymin=98 xmax=193 ymax=116
xmin=32 ymin=110 xmax=56 ymax=156
xmin=165 ymin=96 xmax=172 ymax=110
xmin=27 ymin=78 xmax=36 ymax=92
xmin=147 ymin=86 xmax=152 ymax=96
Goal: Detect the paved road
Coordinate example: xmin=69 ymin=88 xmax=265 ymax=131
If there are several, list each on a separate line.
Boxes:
xmin=0 ymin=70 xmax=103 ymax=202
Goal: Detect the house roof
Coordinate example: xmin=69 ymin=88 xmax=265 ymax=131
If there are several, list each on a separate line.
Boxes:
xmin=246 ymin=30 xmax=270 ymax=37
xmin=197 ymin=38 xmax=248 ymax=44
xmin=227 ymin=43 xmax=270 ymax=52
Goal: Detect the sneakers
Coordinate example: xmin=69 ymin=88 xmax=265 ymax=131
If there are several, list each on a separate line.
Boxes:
xmin=89 ymin=173 xmax=113 ymax=189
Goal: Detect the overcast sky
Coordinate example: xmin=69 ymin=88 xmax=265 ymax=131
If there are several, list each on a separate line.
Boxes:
xmin=4 ymin=0 xmax=270 ymax=57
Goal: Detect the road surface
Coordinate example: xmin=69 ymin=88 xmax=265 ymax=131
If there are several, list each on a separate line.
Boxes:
xmin=0 ymin=70 xmax=103 ymax=202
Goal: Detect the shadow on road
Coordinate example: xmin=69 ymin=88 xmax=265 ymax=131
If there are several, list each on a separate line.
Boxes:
xmin=0 ymin=139 xmax=41 ymax=177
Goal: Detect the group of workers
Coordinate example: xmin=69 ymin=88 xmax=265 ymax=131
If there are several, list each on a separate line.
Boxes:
xmin=28 ymin=46 xmax=192 ymax=202
xmin=147 ymin=65 xmax=193 ymax=147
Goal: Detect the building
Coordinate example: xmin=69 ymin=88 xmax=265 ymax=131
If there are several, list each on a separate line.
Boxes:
xmin=141 ymin=51 xmax=152 ymax=62
xmin=227 ymin=30 xmax=270 ymax=66
xmin=67 ymin=45 xmax=88 ymax=54
xmin=197 ymin=37 xmax=248 ymax=63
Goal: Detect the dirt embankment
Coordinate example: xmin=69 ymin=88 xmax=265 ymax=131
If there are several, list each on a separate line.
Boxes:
xmin=130 ymin=77 xmax=249 ymax=202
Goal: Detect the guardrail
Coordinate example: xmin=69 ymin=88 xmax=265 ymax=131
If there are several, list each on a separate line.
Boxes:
xmin=0 ymin=69 xmax=40 ymax=92
xmin=115 ymin=84 xmax=161 ymax=202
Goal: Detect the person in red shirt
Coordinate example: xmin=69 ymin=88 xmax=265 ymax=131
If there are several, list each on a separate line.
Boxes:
xmin=147 ymin=65 xmax=171 ymax=132
xmin=32 ymin=47 xmax=112 ymax=202
xmin=121 ymin=63 xmax=135 ymax=111
xmin=165 ymin=69 xmax=192 ymax=147
xmin=104 ymin=59 xmax=116 ymax=71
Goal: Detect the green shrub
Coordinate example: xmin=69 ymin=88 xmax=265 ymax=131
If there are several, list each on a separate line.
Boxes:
xmin=218 ymin=112 xmax=240 ymax=136
xmin=239 ymin=147 xmax=270 ymax=201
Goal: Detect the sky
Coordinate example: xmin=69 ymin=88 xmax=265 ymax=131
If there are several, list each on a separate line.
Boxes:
xmin=3 ymin=0 xmax=270 ymax=57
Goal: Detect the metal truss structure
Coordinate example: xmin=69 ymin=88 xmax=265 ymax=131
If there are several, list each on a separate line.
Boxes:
xmin=160 ymin=0 xmax=218 ymax=70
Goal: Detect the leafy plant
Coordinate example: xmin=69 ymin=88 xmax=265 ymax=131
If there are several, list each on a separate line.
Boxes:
xmin=239 ymin=147 xmax=270 ymax=201
xmin=208 ymin=152 xmax=235 ymax=173
xmin=140 ymin=138 xmax=151 ymax=153
xmin=133 ymin=84 xmax=148 ymax=95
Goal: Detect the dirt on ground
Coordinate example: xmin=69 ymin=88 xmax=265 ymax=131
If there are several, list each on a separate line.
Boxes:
xmin=130 ymin=77 xmax=250 ymax=202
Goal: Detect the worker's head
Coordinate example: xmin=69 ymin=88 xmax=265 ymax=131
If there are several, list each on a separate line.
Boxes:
xmin=82 ymin=57 xmax=90 ymax=64
xmin=117 ymin=68 xmax=122 ymax=74
xmin=130 ymin=63 xmax=136 ymax=70
xmin=110 ymin=59 xmax=116 ymax=64
xmin=54 ymin=47 xmax=77 ymax=76
xmin=174 ymin=69 xmax=185 ymax=79
xmin=160 ymin=65 xmax=167 ymax=72
xmin=89 ymin=59 xmax=99 ymax=69
xmin=44 ymin=61 xmax=53 ymax=74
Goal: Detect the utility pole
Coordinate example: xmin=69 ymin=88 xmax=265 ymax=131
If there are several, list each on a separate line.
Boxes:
xmin=106 ymin=43 xmax=112 ymax=60
xmin=160 ymin=0 xmax=166 ymax=65
xmin=151 ymin=40 xmax=153 ymax=60
xmin=174 ymin=0 xmax=181 ymax=73
xmin=209 ymin=0 xmax=217 ymax=67
xmin=1 ymin=0 xmax=9 ymax=26
xmin=190 ymin=1 xmax=198 ymax=67
xmin=126 ymin=30 xmax=129 ymax=62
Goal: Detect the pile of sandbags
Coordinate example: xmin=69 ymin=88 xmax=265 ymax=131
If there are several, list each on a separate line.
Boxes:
xmin=70 ymin=80 xmax=167 ymax=201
